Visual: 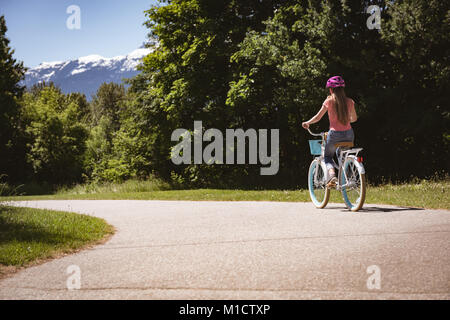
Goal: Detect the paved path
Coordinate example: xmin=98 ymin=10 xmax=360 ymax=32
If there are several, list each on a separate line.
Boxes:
xmin=1 ymin=200 xmax=449 ymax=299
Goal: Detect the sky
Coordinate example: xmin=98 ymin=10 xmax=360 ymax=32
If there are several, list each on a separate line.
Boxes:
xmin=0 ymin=0 xmax=161 ymax=68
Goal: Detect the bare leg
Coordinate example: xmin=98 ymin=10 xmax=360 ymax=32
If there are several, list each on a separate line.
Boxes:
xmin=328 ymin=168 xmax=336 ymax=178
xmin=327 ymin=168 xmax=337 ymax=188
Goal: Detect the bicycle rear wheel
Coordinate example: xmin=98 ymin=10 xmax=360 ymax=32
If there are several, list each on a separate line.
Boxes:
xmin=340 ymin=157 xmax=366 ymax=211
xmin=308 ymin=159 xmax=330 ymax=208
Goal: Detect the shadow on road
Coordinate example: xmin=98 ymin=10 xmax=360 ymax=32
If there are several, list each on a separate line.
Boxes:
xmin=361 ymin=206 xmax=424 ymax=212
xmin=325 ymin=205 xmax=425 ymax=213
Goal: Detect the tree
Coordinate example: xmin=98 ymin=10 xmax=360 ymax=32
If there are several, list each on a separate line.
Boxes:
xmin=378 ymin=0 xmax=450 ymax=179
xmin=0 ymin=15 xmax=27 ymax=182
xmin=118 ymin=0 xmax=449 ymax=186
xmin=227 ymin=0 xmax=389 ymax=185
xmin=120 ymin=0 xmax=288 ymax=186
xmin=89 ymin=82 xmax=127 ymax=129
xmin=21 ymin=85 xmax=88 ymax=185
xmin=227 ymin=0 xmax=449 ymax=183
xmin=83 ymin=83 xmax=128 ymax=182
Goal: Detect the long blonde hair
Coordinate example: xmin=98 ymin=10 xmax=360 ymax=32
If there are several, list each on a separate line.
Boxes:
xmin=330 ymin=87 xmax=349 ymax=125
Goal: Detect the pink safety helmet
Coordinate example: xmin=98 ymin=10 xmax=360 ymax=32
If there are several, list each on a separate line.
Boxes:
xmin=326 ymin=76 xmax=345 ymax=88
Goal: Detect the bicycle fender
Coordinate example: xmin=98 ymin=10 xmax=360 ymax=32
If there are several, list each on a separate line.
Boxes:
xmin=347 ymin=155 xmax=366 ymax=174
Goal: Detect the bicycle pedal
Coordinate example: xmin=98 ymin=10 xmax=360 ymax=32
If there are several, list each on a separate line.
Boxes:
xmin=326 ymin=177 xmax=337 ymax=189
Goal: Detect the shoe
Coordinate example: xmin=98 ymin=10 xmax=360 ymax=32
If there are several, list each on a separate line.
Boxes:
xmin=327 ymin=176 xmax=337 ymax=189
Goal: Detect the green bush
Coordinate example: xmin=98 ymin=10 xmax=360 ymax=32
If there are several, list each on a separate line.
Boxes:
xmin=20 ymin=85 xmax=89 ymax=185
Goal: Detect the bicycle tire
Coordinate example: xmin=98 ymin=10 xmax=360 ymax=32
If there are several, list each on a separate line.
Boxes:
xmin=308 ymin=159 xmax=330 ymax=209
xmin=340 ymin=157 xmax=366 ymax=212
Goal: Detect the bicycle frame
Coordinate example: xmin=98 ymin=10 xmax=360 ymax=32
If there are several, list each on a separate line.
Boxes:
xmin=307 ymin=128 xmax=365 ymax=190
xmin=306 ymin=127 xmax=367 ymax=211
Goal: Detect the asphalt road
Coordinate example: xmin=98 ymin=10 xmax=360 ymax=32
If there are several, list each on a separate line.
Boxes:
xmin=1 ymin=200 xmax=449 ymax=299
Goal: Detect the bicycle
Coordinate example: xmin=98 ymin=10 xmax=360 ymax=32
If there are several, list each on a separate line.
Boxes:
xmin=307 ymin=128 xmax=366 ymax=212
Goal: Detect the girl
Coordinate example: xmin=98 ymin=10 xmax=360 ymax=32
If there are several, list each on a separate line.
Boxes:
xmin=302 ymin=76 xmax=357 ymax=188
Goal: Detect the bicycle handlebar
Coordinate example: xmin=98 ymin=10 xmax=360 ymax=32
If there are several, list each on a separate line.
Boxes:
xmin=307 ymin=128 xmax=324 ymax=137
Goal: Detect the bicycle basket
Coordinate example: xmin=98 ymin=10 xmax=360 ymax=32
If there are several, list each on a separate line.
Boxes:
xmin=309 ymin=140 xmax=322 ymax=155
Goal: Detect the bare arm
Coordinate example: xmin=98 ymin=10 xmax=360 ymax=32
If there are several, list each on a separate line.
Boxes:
xmin=302 ymin=105 xmax=327 ymax=129
xmin=349 ymin=101 xmax=357 ymax=123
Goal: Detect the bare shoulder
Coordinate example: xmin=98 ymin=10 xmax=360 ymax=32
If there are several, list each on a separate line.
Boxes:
xmin=323 ymin=95 xmax=332 ymax=108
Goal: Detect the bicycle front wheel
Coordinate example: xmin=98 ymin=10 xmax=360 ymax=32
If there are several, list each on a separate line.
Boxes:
xmin=308 ymin=159 xmax=330 ymax=208
xmin=340 ymin=157 xmax=366 ymax=211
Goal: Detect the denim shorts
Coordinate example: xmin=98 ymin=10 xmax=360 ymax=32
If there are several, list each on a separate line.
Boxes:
xmin=324 ymin=128 xmax=354 ymax=168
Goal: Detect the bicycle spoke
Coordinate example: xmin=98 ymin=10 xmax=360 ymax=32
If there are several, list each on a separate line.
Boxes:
xmin=308 ymin=160 xmax=330 ymax=208
xmin=341 ymin=158 xmax=366 ymax=211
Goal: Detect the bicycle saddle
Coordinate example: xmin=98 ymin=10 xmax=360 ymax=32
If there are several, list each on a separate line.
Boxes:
xmin=334 ymin=141 xmax=354 ymax=148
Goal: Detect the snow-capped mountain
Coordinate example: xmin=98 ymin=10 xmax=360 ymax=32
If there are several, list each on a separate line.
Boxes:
xmin=24 ymin=48 xmax=152 ymax=99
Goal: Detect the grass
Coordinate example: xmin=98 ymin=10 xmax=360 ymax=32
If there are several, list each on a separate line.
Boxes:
xmin=364 ymin=180 xmax=448 ymax=210
xmin=56 ymin=178 xmax=172 ymax=194
xmin=2 ymin=178 xmax=449 ymax=210
xmin=0 ymin=205 xmax=114 ymax=277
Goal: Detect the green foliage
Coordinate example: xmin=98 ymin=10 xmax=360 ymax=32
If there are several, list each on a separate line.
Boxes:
xmin=117 ymin=0 xmax=288 ymax=186
xmin=377 ymin=0 xmax=450 ymax=179
xmin=0 ymin=16 xmax=27 ymax=183
xmin=89 ymin=82 xmax=126 ymax=128
xmin=84 ymin=83 xmax=133 ymax=182
xmin=121 ymin=0 xmax=448 ymax=187
xmin=0 ymin=174 xmax=20 ymax=197
xmin=1 ymin=2 xmax=449 ymax=189
xmin=20 ymin=85 xmax=89 ymax=184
